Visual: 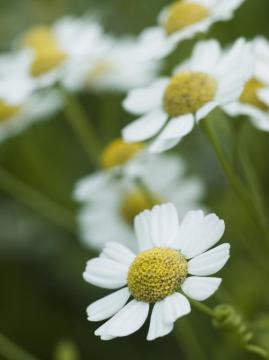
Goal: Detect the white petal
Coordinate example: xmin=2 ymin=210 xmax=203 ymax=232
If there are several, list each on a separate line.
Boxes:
xmin=87 ymin=288 xmax=131 ymax=321
xmin=150 ymin=203 xmax=180 ymax=247
xmin=123 ymin=78 xmax=169 ymax=115
xmin=182 ymin=276 xmax=222 ymax=301
xmin=195 ymin=101 xmax=218 ymax=122
xmin=257 ymin=88 xmax=269 ymax=106
xmin=100 ymin=242 xmax=136 ymax=266
xmin=107 ymin=300 xmax=149 ymax=337
xmin=83 ymin=258 xmax=128 ymax=289
xmin=95 ymin=318 xmax=116 ymax=341
xmin=163 ymin=293 xmax=191 ymax=323
xmin=188 ymin=243 xmax=230 ymax=276
xmin=190 ymin=40 xmax=221 ymax=73
xmin=147 ymin=301 xmax=173 ymax=341
xmin=134 ymin=209 xmax=154 ymax=251
xmin=175 ymin=210 xmax=225 ymax=259
xmin=122 ymin=109 xmax=167 ymax=142
xmin=149 ymin=114 xmax=194 ymax=153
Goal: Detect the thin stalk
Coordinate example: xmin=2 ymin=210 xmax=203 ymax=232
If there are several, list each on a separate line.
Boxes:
xmin=190 ymin=300 xmax=215 ymax=317
xmin=200 ymin=119 xmax=269 ymax=244
xmin=134 ymin=177 xmax=158 ymax=206
xmin=0 ymin=165 xmax=75 ymax=233
xmin=61 ymin=88 xmax=101 ymax=167
xmin=245 ymin=344 xmax=269 ymax=360
xmin=239 ymin=146 xmax=269 ymax=247
xmin=0 ymin=334 xmax=40 ymax=360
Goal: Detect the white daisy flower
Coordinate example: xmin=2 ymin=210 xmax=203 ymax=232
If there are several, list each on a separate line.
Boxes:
xmin=223 ymin=37 xmax=269 ymax=132
xmin=138 ymin=0 xmax=245 ymax=60
xmin=74 ymin=141 xmax=204 ymax=251
xmin=122 ymin=38 xmax=253 ymax=153
xmin=83 ymin=203 xmax=229 ymax=340
xmin=0 ymin=90 xmax=62 ymax=143
xmin=62 ymin=36 xmax=161 ymax=93
xmin=20 ymin=16 xmax=110 ymax=88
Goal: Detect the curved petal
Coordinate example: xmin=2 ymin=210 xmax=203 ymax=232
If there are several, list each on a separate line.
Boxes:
xmin=134 ymin=209 xmax=154 ymax=251
xmin=107 ymin=300 xmax=149 ymax=337
xmin=195 ymin=101 xmax=218 ymax=122
xmin=163 ymin=293 xmax=191 ymax=323
xmin=149 ymin=114 xmax=194 ymax=153
xmin=174 ymin=210 xmax=225 ymax=259
xmin=147 ymin=301 xmax=173 ymax=341
xmin=150 ymin=203 xmax=180 ymax=247
xmin=83 ymin=258 xmax=128 ymax=289
xmin=182 ymin=276 xmax=222 ymax=301
xmin=122 ymin=109 xmax=168 ymax=142
xmin=188 ymin=243 xmax=230 ymax=276
xmin=87 ymin=287 xmax=131 ymax=321
xmin=100 ymin=242 xmax=136 ymax=266
xmin=123 ymin=78 xmax=169 ymax=115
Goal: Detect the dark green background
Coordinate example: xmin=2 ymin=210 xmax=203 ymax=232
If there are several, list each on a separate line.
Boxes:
xmin=0 ymin=0 xmax=269 ymax=359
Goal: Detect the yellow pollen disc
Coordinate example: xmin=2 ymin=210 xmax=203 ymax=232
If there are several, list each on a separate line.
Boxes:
xmin=121 ymin=190 xmax=163 ymax=225
xmin=100 ymin=139 xmax=143 ymax=169
xmin=240 ymin=78 xmax=269 ymax=111
xmin=0 ymin=101 xmax=21 ymax=122
xmin=163 ymin=71 xmax=217 ymax=117
xmin=164 ymin=1 xmax=210 ymax=35
xmin=23 ymin=26 xmax=67 ymax=77
xmin=128 ymin=247 xmax=188 ymax=303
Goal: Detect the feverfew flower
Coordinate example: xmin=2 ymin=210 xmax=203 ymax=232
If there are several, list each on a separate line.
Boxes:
xmin=138 ymin=0 xmax=245 ymax=60
xmin=223 ymin=37 xmax=269 ymax=132
xmin=0 ymin=50 xmax=62 ymax=142
xmin=63 ymin=36 xmax=161 ymax=93
xmin=74 ymin=143 xmax=204 ymax=250
xmin=122 ymin=39 xmax=253 ymax=153
xmin=83 ymin=203 xmax=230 ymax=340
xmin=20 ymin=16 xmax=109 ymax=87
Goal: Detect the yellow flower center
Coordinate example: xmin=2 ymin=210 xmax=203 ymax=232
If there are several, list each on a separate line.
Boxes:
xmin=121 ymin=190 xmax=163 ymax=225
xmin=163 ymin=71 xmax=217 ymax=117
xmin=128 ymin=247 xmax=188 ymax=303
xmin=0 ymin=101 xmax=21 ymax=122
xmin=240 ymin=78 xmax=269 ymax=111
xmin=164 ymin=1 xmax=210 ymax=35
xmin=100 ymin=139 xmax=143 ymax=169
xmin=23 ymin=26 xmax=67 ymax=77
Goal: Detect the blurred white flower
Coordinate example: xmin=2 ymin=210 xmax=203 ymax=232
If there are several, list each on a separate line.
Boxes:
xmin=0 ymin=90 xmax=62 ymax=143
xmin=20 ymin=16 xmax=109 ymax=88
xmin=74 ymin=140 xmax=204 ymax=251
xmin=63 ymin=36 xmax=161 ymax=93
xmin=122 ymin=39 xmax=253 ymax=153
xmin=138 ymin=0 xmax=245 ymax=60
xmin=223 ymin=37 xmax=269 ymax=132
xmin=83 ymin=203 xmax=229 ymax=340
xmin=0 ymin=50 xmax=35 ymax=105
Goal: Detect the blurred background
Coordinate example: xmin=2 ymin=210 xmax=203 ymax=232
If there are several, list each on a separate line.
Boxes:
xmin=1 ymin=0 xmax=269 ymax=359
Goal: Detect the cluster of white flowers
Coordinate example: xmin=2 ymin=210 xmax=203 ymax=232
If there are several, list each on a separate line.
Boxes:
xmin=2 ymin=0 xmax=269 ymax=343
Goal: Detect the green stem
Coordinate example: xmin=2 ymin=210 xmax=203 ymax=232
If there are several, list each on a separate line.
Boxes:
xmin=134 ymin=177 xmax=158 ymax=206
xmin=0 ymin=165 xmax=75 ymax=233
xmin=200 ymin=119 xmax=269 ymax=246
xmin=0 ymin=334 xmax=39 ymax=360
xmin=190 ymin=300 xmax=215 ymax=317
xmin=239 ymin=146 xmax=269 ymax=246
xmin=245 ymin=344 xmax=269 ymax=359
xmin=61 ymin=88 xmax=101 ymax=167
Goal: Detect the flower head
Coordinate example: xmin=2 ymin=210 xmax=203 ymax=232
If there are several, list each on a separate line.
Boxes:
xmin=74 ymin=147 xmax=204 ymax=251
xmin=83 ymin=203 xmax=229 ymax=340
xmin=223 ymin=37 xmax=269 ymax=132
xmin=122 ymin=39 xmax=253 ymax=153
xmin=138 ymin=0 xmax=245 ymax=60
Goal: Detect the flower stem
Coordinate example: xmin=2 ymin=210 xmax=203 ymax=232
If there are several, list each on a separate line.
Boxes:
xmin=134 ymin=177 xmax=158 ymax=206
xmin=61 ymin=88 xmax=101 ymax=167
xmin=200 ymin=118 xmax=269 ymax=244
xmin=0 ymin=333 xmax=40 ymax=360
xmin=190 ymin=300 xmax=215 ymax=317
xmin=0 ymin=165 xmax=75 ymax=233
